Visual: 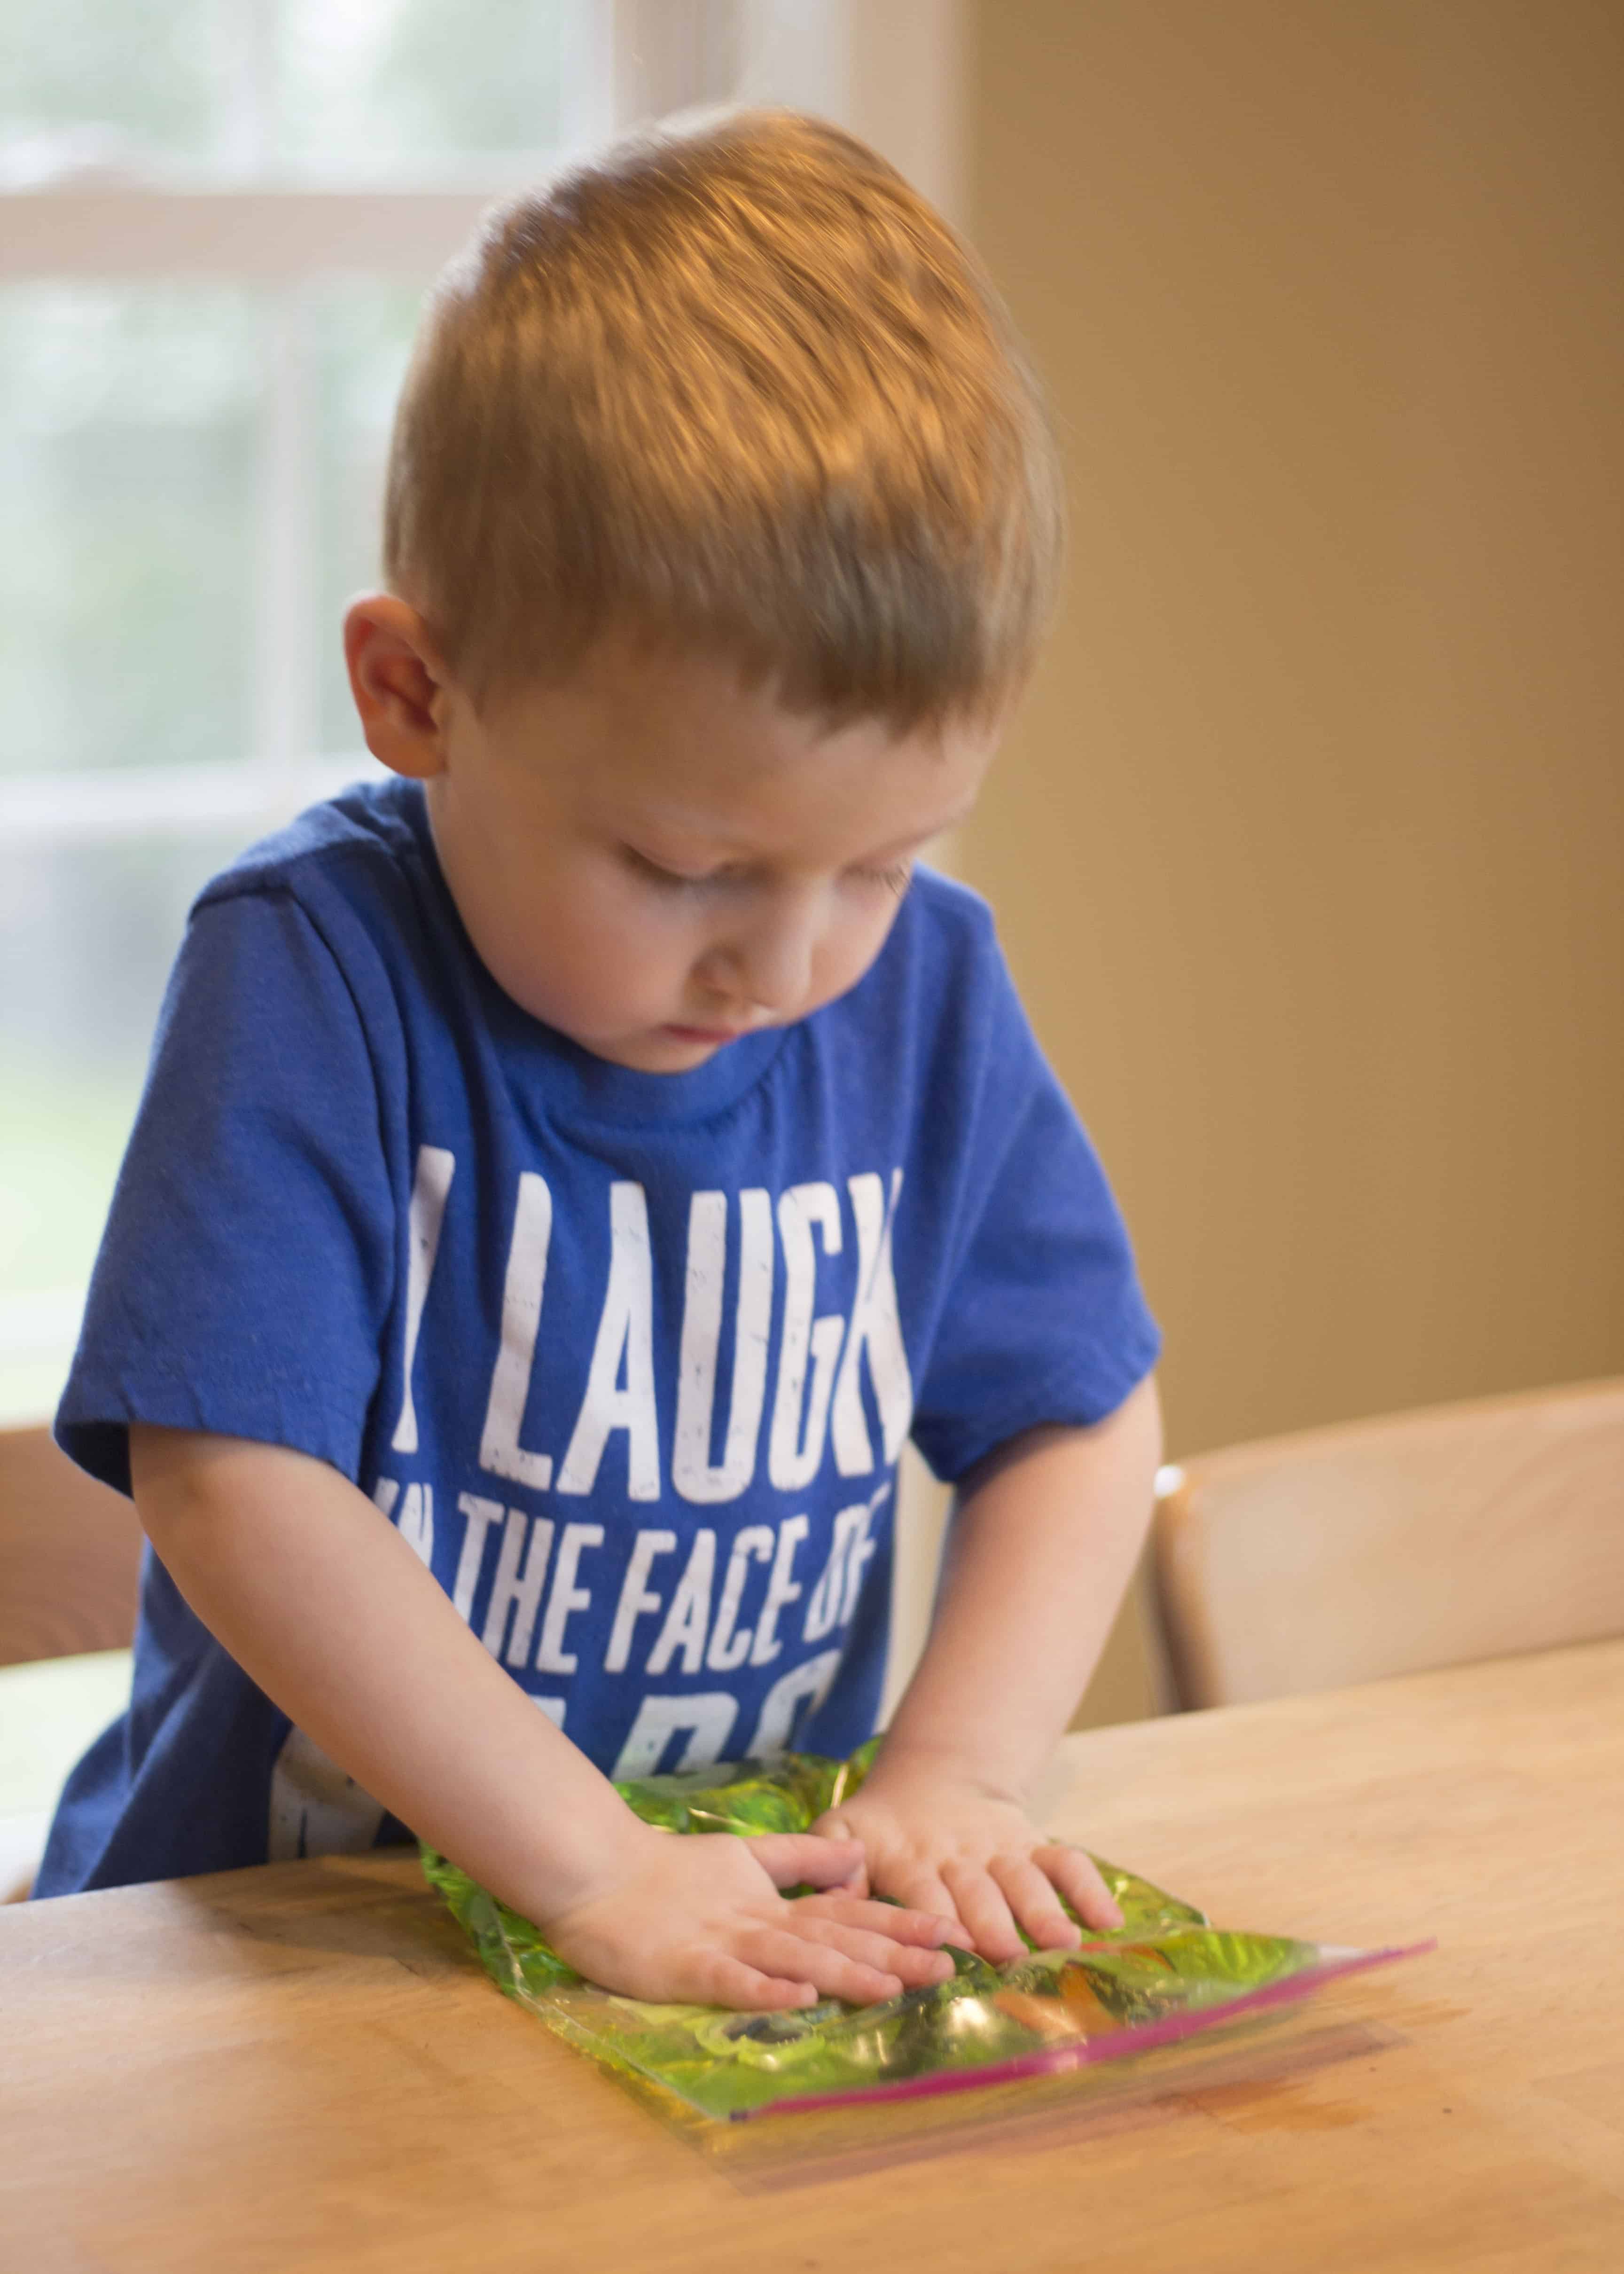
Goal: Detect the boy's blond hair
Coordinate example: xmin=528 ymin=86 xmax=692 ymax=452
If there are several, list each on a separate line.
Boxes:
xmin=384 ymin=110 xmax=1061 ymax=729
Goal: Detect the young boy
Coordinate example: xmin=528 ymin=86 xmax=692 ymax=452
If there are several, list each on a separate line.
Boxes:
xmin=38 ymin=112 xmax=1163 ymax=2012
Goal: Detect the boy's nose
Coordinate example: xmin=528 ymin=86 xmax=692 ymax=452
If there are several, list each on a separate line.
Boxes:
xmin=708 ymin=898 xmax=820 ymax=1014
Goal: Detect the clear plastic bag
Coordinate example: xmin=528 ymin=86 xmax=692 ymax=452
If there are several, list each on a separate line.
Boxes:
xmin=422 ymin=1743 xmax=1426 ymax=2129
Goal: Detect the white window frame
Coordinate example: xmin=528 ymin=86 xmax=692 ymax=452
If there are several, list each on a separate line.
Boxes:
xmin=0 ymin=3 xmax=617 ymax=852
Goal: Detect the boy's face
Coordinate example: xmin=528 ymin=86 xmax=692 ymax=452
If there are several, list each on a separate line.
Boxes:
xmin=354 ymin=612 xmax=995 ymax=1073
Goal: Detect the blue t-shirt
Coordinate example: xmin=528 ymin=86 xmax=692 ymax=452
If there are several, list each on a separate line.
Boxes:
xmin=37 ymin=778 xmax=1158 ymax=1895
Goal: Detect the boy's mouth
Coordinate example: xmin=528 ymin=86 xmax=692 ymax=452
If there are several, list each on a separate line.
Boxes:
xmin=661 ymin=1022 xmax=751 ymax=1045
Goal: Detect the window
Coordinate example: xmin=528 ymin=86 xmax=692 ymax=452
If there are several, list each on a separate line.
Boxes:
xmin=0 ymin=0 xmax=956 ymax=1422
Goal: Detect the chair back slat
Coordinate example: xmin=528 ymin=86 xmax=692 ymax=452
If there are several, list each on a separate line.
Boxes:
xmin=1152 ymin=1379 xmax=1624 ymax=1709
xmin=0 ymin=1427 xmax=142 ymax=1669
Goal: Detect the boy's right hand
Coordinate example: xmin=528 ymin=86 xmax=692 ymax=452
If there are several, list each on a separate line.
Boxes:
xmin=535 ymin=1826 xmax=958 ymax=2010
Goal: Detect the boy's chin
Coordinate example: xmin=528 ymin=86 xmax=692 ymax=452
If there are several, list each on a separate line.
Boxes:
xmin=583 ymin=1025 xmax=742 ymax=1073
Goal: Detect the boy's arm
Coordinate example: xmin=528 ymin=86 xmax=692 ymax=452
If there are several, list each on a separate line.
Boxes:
xmin=815 ymin=1373 xmax=1163 ymax=1960
xmin=129 ymin=1425 xmax=954 ymax=2007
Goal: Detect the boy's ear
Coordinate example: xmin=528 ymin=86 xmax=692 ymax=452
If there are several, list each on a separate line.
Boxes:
xmin=343 ymin=595 xmax=453 ymax=780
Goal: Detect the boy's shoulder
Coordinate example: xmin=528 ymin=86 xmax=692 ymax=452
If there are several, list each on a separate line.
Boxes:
xmin=882 ymin=861 xmax=999 ymax=980
xmin=809 ymin=863 xmax=1022 ymax=1111
xmin=858 ymin=860 xmax=1006 ymax=1030
xmin=194 ymin=774 xmax=428 ymax=922
xmin=901 ymin=860 xmax=996 ymax=934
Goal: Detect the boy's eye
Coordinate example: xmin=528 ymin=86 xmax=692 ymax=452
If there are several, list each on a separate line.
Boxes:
xmin=623 ymin=847 xmax=714 ymax=889
xmin=625 ymin=846 xmax=912 ymax=896
xmin=851 ymin=861 xmax=913 ymax=896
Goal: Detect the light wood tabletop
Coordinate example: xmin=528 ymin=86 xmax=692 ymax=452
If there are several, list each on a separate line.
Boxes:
xmin=5 ymin=1640 xmax=1621 ymax=2274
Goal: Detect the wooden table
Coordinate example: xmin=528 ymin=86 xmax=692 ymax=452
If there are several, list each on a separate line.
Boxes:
xmin=5 ymin=1642 xmax=1621 ymax=2273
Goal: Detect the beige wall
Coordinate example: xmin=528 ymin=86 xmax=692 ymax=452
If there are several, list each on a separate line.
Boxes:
xmin=962 ymin=1 xmax=1624 ymax=1723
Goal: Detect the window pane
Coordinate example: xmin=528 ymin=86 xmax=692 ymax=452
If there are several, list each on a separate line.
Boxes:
xmin=0 ymin=0 xmax=226 ymax=176
xmin=276 ymin=0 xmax=578 ymax=180
xmin=310 ymin=279 xmax=422 ymax=753
xmin=0 ymin=0 xmax=584 ymax=185
xmin=0 ymin=281 xmax=427 ymax=777
xmin=0 ymin=286 xmax=258 ymax=775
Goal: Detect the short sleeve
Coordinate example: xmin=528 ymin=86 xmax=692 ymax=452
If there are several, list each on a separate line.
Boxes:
xmin=908 ymin=955 xmax=1160 ymax=1484
xmin=56 ymin=888 xmax=396 ymax=1495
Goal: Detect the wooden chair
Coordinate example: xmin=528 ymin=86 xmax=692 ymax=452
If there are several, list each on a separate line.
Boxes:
xmin=1150 ymin=1378 xmax=1624 ymax=1710
xmin=0 ymin=1425 xmax=142 ymax=1670
xmin=0 ymin=1427 xmax=142 ymax=1900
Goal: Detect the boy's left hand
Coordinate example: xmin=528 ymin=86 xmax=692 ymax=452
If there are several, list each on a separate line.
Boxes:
xmin=813 ymin=1757 xmax=1122 ymax=1965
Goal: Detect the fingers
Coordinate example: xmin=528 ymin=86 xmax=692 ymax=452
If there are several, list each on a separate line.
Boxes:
xmin=882 ymin=1866 xmax=961 ymax=1938
xmin=762 ymin=1832 xmax=1122 ymax=1960
xmin=938 ymin=1850 xmax=1120 ymax=1960
xmin=742 ymin=1926 xmax=906 ymax=2007
xmin=942 ymin=1859 xmax=1026 ymax=1966
xmin=796 ymin=1891 xmax=957 ymax=1946
xmin=693 ymin=1954 xmax=818 ymax=2010
xmin=783 ymin=1910 xmax=954 ymax=1988
xmin=578 ymin=1917 xmax=929 ymax=2013
xmin=681 ymin=1914 xmax=947 ymax=2010
xmin=750 ymin=1831 xmax=866 ymax=1892
xmin=1034 ymin=1843 xmax=1124 ymax=1934
xmin=809 ymin=1811 xmax=868 ymax=1896
xmin=989 ymin=1854 xmax=1082 ymax=1952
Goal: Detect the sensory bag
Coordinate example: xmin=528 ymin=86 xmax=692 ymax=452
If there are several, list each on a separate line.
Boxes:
xmin=422 ymin=1742 xmax=1422 ymax=2125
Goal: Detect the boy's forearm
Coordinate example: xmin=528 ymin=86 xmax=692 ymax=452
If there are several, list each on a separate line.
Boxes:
xmin=128 ymin=1426 xmax=648 ymax=1917
xmin=877 ymin=1375 xmax=1163 ymax=1801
